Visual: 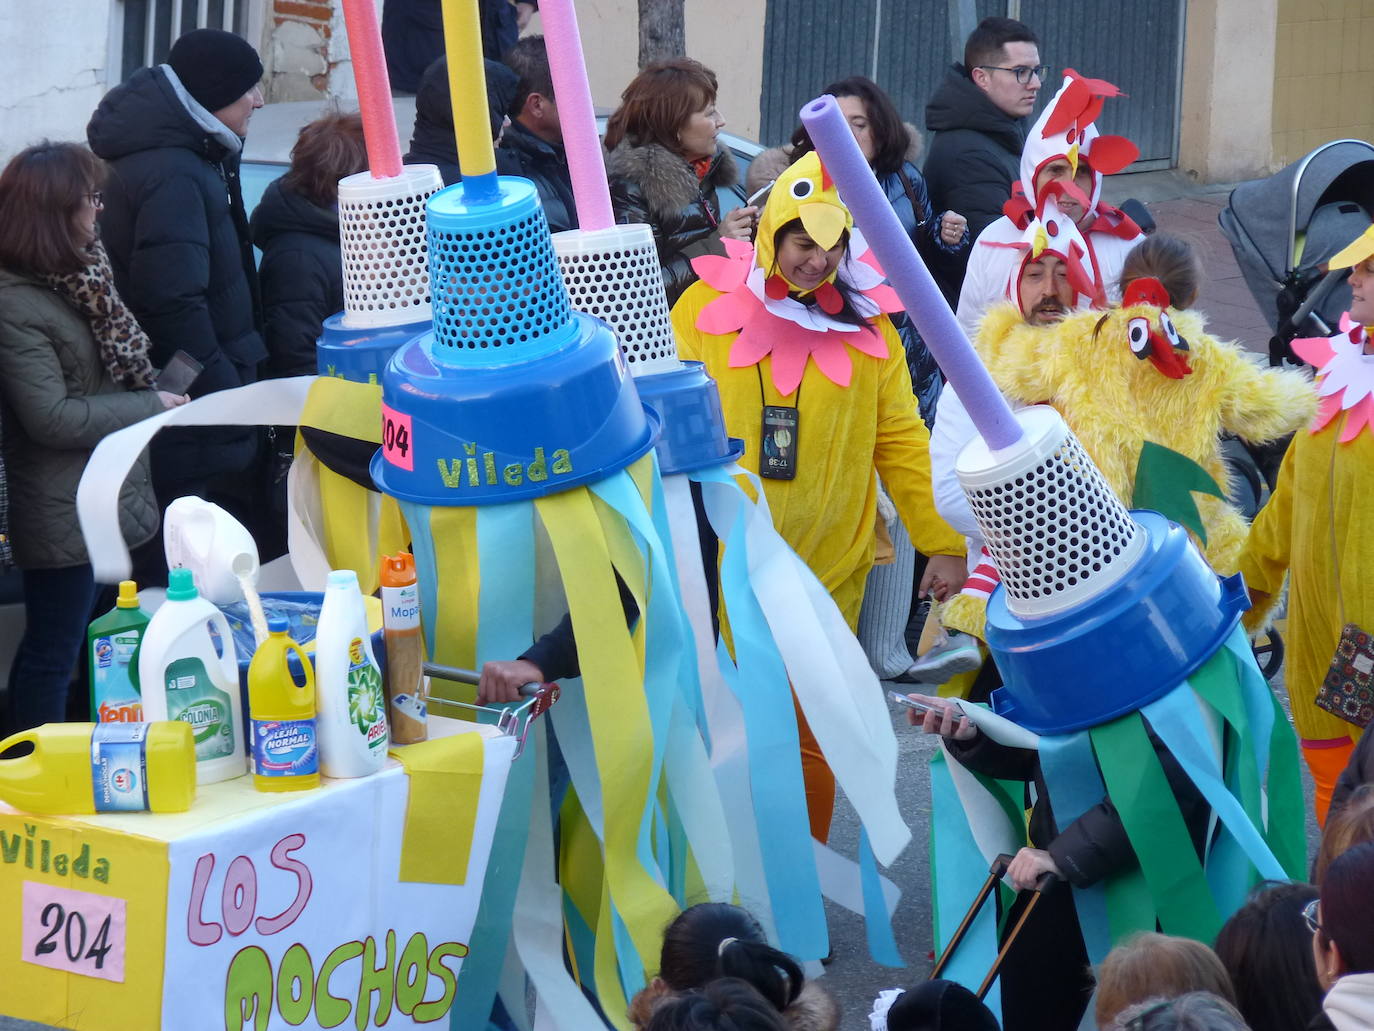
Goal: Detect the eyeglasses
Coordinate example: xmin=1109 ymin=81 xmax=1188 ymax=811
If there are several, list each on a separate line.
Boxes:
xmin=1303 ymin=898 xmax=1323 ymax=935
xmin=87 ymin=191 xmax=104 ymax=208
xmin=977 ymin=64 xmax=1049 ymax=86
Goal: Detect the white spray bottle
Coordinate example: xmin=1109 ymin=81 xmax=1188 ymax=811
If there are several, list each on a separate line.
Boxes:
xmin=315 ymin=569 xmax=389 ymax=778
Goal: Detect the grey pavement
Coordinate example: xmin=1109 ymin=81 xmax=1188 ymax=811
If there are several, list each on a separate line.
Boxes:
xmin=1 ymin=171 xmax=1311 ymax=1031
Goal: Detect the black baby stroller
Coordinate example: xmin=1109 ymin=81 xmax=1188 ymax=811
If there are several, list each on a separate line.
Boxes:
xmin=1220 ymin=138 xmax=1374 ymax=369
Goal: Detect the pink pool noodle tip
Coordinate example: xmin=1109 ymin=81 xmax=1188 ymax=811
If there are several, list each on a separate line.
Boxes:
xmin=800 ymin=95 xmax=1022 ymax=451
xmin=540 ymin=0 xmax=616 ymax=230
xmin=341 ymin=0 xmax=403 ymax=178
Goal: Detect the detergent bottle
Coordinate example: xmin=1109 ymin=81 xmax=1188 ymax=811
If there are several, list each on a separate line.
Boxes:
xmin=315 ymin=570 xmax=389 ymax=777
xmin=88 ymin=580 xmax=149 ymax=723
xmin=0 ymin=722 xmax=196 ymax=814
xmin=380 ymin=553 xmax=428 ymax=744
xmin=248 ymin=616 xmax=320 ymax=792
xmin=138 ymin=568 xmax=246 ymax=784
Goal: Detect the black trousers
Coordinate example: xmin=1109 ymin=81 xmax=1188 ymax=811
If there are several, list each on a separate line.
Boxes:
xmin=997 ymin=877 xmax=1093 ymax=1031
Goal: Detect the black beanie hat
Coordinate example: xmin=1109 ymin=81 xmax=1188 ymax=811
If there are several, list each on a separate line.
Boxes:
xmin=884 ymin=980 xmax=1000 ymax=1031
xmin=168 ymin=28 xmax=263 ymax=113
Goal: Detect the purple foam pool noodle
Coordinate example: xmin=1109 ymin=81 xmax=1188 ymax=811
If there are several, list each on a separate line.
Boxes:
xmin=800 ymin=95 xmax=1023 ymax=451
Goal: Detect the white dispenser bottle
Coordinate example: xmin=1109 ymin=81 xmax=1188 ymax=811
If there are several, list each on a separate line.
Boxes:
xmin=315 ymin=569 xmax=389 ymax=778
xmin=137 ymin=568 xmax=246 ymax=784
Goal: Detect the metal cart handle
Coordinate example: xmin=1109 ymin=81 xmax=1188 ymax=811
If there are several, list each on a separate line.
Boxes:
xmin=420 ymin=662 xmax=560 ymax=760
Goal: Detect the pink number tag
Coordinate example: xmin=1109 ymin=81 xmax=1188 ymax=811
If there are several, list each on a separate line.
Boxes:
xmin=381 ymin=403 xmax=415 ymax=471
xmin=22 ymin=881 xmax=126 ymax=982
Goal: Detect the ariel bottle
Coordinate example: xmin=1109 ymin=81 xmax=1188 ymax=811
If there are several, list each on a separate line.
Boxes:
xmin=315 ymin=569 xmax=389 ymax=778
xmin=137 ymin=568 xmax=246 ymax=784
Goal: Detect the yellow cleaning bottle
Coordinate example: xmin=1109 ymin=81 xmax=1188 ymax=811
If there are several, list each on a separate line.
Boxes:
xmin=248 ymin=616 xmax=320 ymax=792
xmin=0 ymin=722 xmax=195 ymax=814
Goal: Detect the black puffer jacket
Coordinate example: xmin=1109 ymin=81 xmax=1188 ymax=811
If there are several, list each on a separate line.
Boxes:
xmin=251 ymin=179 xmax=341 ymax=378
xmin=606 ymin=141 xmax=744 ymax=308
xmin=87 ymin=66 xmax=265 ymax=479
xmin=496 ymin=121 xmax=578 ymax=234
xmin=382 ymin=0 xmax=523 ymax=93
xmin=923 ymin=64 xmax=1027 ymax=289
xmin=947 ymin=718 xmax=1211 ymax=888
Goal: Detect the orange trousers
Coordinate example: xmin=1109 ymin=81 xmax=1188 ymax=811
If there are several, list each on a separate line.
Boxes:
xmin=1303 ymin=736 xmax=1355 ymax=827
xmin=794 ymin=693 xmax=835 ymax=842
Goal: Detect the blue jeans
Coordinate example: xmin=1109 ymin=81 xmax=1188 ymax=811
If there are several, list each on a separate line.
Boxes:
xmin=4 ymin=564 xmax=100 ymax=736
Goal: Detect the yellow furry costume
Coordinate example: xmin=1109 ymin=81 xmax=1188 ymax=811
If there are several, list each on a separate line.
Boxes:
xmin=941 ymin=302 xmax=1316 ymax=638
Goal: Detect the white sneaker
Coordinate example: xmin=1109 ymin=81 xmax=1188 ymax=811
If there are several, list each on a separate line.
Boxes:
xmin=900 ymin=630 xmax=982 ymax=684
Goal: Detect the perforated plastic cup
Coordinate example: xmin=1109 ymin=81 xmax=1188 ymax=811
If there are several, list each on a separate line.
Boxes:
xmin=553 ymin=225 xmax=679 ymax=374
xmin=955 ymin=405 xmax=1145 ymax=619
xmin=337 ymin=164 xmax=444 ymax=329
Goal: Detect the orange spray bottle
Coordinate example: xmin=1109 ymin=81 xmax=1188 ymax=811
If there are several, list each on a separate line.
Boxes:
xmin=380 ymin=553 xmax=428 ymax=744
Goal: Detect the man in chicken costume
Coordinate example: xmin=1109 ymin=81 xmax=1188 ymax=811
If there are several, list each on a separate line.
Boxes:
xmin=956 ymin=68 xmax=1144 ymax=337
xmin=1240 ymin=224 xmax=1374 ymax=822
xmin=935 ymin=240 xmax=1316 ymax=643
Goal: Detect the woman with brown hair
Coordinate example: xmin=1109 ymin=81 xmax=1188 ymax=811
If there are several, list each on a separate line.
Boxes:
xmin=0 ymin=141 xmax=185 ymax=736
xmin=251 ymin=110 xmax=369 ymax=377
xmin=605 ymin=58 xmax=754 ymax=307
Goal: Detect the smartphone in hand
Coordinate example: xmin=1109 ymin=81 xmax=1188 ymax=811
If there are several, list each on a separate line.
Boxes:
xmin=888 ymin=691 xmax=943 ymax=718
xmin=155 ymin=350 xmax=204 ymax=396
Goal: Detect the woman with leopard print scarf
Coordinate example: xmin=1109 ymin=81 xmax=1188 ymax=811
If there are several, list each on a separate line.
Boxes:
xmin=0 ymin=142 xmax=188 ymax=736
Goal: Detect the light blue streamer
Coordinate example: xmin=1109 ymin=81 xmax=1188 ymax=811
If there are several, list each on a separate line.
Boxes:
xmin=1221 ymin=626 xmax=1275 ymax=783
xmin=860 ymin=830 xmax=904 ymax=967
xmin=612 ymin=905 xmax=647 ymax=1001
xmin=1038 ymin=730 xmax=1113 ymax=966
xmin=700 ymin=472 xmax=827 ymax=958
xmin=929 ymin=753 xmax=1002 ymax=1019
xmin=475 ymin=503 xmax=537 ymax=665
xmin=449 ymin=735 xmax=538 ymax=1030
xmin=399 ymin=500 xmax=441 ymax=660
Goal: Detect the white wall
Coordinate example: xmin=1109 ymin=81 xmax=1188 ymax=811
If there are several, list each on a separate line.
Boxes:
xmin=0 ymin=2 xmax=118 ymax=161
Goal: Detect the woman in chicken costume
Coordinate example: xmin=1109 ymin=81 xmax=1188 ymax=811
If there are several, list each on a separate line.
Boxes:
xmin=1240 ymin=224 xmax=1374 ymax=822
xmin=670 ymin=149 xmax=967 ymax=831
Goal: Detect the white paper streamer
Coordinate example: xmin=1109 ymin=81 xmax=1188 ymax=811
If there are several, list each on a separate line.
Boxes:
xmin=76 ymin=377 xmax=315 ymax=583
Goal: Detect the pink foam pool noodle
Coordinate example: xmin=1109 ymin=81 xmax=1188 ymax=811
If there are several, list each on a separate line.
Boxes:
xmin=539 ymin=0 xmax=615 ymax=231
xmin=800 ymin=94 xmax=1022 ymax=451
xmin=341 ymin=0 xmax=403 ymax=179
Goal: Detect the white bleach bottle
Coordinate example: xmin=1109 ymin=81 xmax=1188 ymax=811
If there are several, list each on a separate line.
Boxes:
xmin=315 ymin=569 xmax=390 ymax=778
xmin=137 ymin=567 xmax=246 ymax=784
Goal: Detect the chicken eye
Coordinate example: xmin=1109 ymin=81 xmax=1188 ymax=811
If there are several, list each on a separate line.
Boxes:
xmin=789 ymin=178 xmax=814 ymax=200
xmin=1127 ymin=317 xmax=1151 ymax=358
xmin=1159 ymin=310 xmax=1183 ymax=348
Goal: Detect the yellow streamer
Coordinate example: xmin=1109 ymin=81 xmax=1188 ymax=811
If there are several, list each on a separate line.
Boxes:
xmin=439 ymin=0 xmax=497 ymax=179
xmin=389 ymin=731 xmax=486 ymax=884
xmin=535 ymin=488 xmax=678 ymax=970
xmin=423 ymin=505 xmax=481 ymax=701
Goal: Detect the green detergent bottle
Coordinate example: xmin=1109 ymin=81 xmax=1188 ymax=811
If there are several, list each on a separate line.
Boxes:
xmin=88 ymin=580 xmax=150 ymax=723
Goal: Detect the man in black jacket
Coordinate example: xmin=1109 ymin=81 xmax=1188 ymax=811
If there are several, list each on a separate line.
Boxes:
xmin=87 ymin=29 xmax=268 ymax=557
xmin=923 ymin=18 xmax=1043 ymax=301
xmin=498 ymin=35 xmax=578 ymax=234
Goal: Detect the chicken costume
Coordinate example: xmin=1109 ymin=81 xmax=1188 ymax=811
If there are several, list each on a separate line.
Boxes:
xmin=1239 ymin=226 xmax=1374 ymax=819
xmin=670 ymin=151 xmax=963 ymax=629
xmin=956 ymin=69 xmax=1143 ymax=338
xmin=939 ymin=289 xmax=1316 ymax=639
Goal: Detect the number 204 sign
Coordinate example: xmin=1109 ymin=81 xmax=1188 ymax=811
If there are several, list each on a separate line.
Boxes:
xmin=22 ymin=881 xmax=126 ymax=982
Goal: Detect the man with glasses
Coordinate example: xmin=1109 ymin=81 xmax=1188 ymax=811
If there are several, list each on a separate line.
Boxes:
xmin=923 ymin=17 xmax=1043 ymax=303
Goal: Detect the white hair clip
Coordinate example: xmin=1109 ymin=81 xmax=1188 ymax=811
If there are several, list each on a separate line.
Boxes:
xmin=717 ymin=936 xmax=739 ymax=957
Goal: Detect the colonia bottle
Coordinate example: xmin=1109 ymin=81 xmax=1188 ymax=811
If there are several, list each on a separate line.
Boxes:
xmin=315 ymin=569 xmax=389 ymax=778
xmin=88 ymin=580 xmax=149 ymax=723
xmin=138 ymin=568 xmax=247 ymax=784
xmin=0 ymin=722 xmax=195 ymax=814
xmin=248 ymin=616 xmax=320 ymax=792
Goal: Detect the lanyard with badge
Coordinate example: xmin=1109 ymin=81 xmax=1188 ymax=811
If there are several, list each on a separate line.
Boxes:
xmin=757 ymin=364 xmax=800 ymax=480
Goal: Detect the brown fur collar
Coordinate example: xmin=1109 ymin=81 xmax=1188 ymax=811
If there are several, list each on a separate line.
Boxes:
xmin=605 ymin=139 xmax=738 ymax=221
xmin=626 ymin=978 xmax=838 ymax=1031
